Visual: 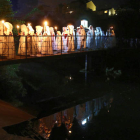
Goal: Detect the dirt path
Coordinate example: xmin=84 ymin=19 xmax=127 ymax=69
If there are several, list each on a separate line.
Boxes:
xmin=0 ymin=100 xmax=35 ymax=139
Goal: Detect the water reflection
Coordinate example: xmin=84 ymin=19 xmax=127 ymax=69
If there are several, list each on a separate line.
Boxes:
xmin=37 ymin=93 xmax=113 ymax=139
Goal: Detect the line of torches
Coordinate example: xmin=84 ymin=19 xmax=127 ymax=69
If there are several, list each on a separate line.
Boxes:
xmin=1 ymin=20 xmax=58 ymax=35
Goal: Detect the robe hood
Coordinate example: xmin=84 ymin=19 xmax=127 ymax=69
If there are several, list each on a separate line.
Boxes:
xmin=4 ymin=22 xmax=13 ymax=35
xmin=21 ymin=24 xmax=28 ymax=35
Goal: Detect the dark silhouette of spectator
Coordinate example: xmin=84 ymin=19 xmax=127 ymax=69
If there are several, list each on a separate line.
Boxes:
xmin=59 ymin=123 xmax=68 ymax=140
xmin=49 ymin=123 xmax=59 ymax=140
xmin=49 ymin=123 xmax=68 ymax=140
xmin=69 ymin=117 xmax=83 ymax=140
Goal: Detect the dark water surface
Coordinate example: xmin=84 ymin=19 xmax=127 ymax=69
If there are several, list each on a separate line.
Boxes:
xmin=3 ymin=48 xmax=140 ymax=139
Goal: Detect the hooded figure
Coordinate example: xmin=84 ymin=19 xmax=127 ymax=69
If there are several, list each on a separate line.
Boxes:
xmin=55 ymin=31 xmax=63 ymax=51
xmin=86 ymin=25 xmax=94 ymax=48
xmin=41 ymin=25 xmax=53 ymax=55
xmin=36 ymin=26 xmax=43 ymax=53
xmin=28 ymin=25 xmax=38 ymax=55
xmin=67 ymin=25 xmax=75 ymax=51
xmin=18 ymin=24 xmax=29 ymax=55
xmin=62 ymin=27 xmax=68 ymax=52
xmin=4 ymin=22 xmax=15 ymax=58
xmin=0 ymin=21 xmax=5 ymax=55
xmin=77 ymin=25 xmax=86 ymax=50
xmin=49 ymin=27 xmax=55 ymax=50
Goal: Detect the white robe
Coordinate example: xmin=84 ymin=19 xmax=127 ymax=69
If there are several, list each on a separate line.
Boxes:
xmin=18 ymin=24 xmax=30 ymax=55
xmin=41 ymin=33 xmax=53 ymax=55
xmin=62 ymin=31 xmax=68 ymax=52
xmin=36 ymin=33 xmax=43 ymax=53
xmin=78 ymin=28 xmax=86 ymax=49
xmin=0 ymin=22 xmax=4 ymax=55
xmin=31 ymin=34 xmax=39 ymax=55
xmin=76 ymin=30 xmax=80 ymax=49
xmin=67 ymin=30 xmax=75 ymax=51
xmin=55 ymin=35 xmax=63 ymax=51
xmin=4 ymin=22 xmax=15 ymax=58
xmin=86 ymin=29 xmax=94 ymax=48
xmin=50 ymin=33 xmax=55 ymax=50
xmin=18 ymin=32 xmax=28 ymax=55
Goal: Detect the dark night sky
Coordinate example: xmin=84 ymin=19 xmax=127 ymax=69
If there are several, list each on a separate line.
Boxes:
xmin=11 ymin=0 xmax=128 ymax=11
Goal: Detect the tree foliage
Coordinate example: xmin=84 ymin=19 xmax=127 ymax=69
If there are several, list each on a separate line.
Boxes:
xmin=0 ymin=0 xmax=14 ymax=20
xmin=0 ymin=64 xmax=27 ymax=106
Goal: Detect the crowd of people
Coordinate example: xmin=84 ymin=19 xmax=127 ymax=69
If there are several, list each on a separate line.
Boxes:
xmin=18 ymin=24 xmax=94 ymax=56
xmin=0 ymin=20 xmax=95 ymax=57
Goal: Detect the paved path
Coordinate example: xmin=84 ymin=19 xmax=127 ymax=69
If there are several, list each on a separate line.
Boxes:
xmin=0 ymin=100 xmax=35 ymax=139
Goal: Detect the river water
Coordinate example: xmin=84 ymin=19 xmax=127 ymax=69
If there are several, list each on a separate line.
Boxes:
xmin=3 ymin=45 xmax=140 ymax=140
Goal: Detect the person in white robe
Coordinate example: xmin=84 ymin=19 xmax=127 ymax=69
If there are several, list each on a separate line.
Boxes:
xmin=27 ymin=25 xmax=38 ymax=55
xmin=77 ymin=25 xmax=86 ymax=50
xmin=49 ymin=27 xmax=55 ymax=51
xmin=76 ymin=27 xmax=81 ymax=50
xmin=18 ymin=24 xmax=29 ymax=55
xmin=36 ymin=26 xmax=43 ymax=53
xmin=41 ymin=25 xmax=53 ymax=55
xmin=71 ymin=25 xmax=75 ymax=45
xmin=4 ymin=22 xmax=15 ymax=59
xmin=86 ymin=25 xmax=94 ymax=49
xmin=0 ymin=21 xmax=5 ymax=56
xmin=55 ymin=31 xmax=63 ymax=51
xmin=62 ymin=27 xmax=68 ymax=52
xmin=67 ymin=25 xmax=75 ymax=51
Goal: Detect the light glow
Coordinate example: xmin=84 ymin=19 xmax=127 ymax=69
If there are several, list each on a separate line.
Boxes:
xmin=44 ymin=21 xmax=47 ymax=26
xmin=69 ymin=130 xmax=72 ymax=134
xmin=82 ymin=119 xmax=87 ymax=125
xmin=55 ymin=26 xmax=57 ymax=30
xmin=69 ymin=11 xmax=73 ymax=14
xmin=2 ymin=20 xmax=4 ymax=24
xmin=17 ymin=25 xmax=19 ymax=28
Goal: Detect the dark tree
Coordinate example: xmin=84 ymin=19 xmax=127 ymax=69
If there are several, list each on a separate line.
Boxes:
xmin=0 ymin=0 xmax=14 ymax=20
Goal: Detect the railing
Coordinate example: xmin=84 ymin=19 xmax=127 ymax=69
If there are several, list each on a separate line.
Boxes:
xmin=0 ymin=35 xmax=138 ymax=61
